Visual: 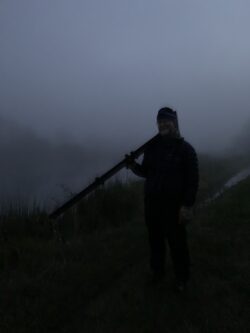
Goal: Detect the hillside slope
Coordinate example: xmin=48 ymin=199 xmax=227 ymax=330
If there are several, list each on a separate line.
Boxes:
xmin=1 ymin=178 xmax=250 ymax=332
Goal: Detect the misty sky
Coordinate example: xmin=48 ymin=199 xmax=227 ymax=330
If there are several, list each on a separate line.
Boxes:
xmin=1 ymin=0 xmax=250 ymax=207
xmin=1 ymin=0 xmax=250 ymax=152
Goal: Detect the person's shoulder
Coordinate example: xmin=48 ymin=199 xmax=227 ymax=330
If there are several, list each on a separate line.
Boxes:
xmin=145 ymin=134 xmax=160 ymax=151
xmin=180 ymin=138 xmax=197 ymax=154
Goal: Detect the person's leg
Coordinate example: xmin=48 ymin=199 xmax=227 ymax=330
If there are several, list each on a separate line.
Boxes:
xmin=144 ymin=197 xmax=166 ymax=277
xmin=147 ymin=222 xmax=166 ymax=276
xmin=167 ymin=221 xmax=191 ymax=284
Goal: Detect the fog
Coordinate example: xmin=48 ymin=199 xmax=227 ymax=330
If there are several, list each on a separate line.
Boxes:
xmin=0 ymin=115 xmax=126 ymax=209
xmin=1 ymin=0 xmax=250 ymax=207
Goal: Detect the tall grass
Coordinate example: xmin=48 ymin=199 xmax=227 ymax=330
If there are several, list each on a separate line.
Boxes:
xmin=1 ymin=152 xmax=249 ymax=241
xmin=0 ymin=173 xmax=249 ymax=332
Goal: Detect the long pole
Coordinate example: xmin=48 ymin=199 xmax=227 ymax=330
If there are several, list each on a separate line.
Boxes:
xmin=49 ymin=133 xmax=159 ymax=220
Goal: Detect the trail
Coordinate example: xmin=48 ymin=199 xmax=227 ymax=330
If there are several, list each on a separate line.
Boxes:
xmin=205 ymin=166 xmax=250 ymax=203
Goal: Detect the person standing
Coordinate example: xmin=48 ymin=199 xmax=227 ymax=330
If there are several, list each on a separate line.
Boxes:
xmin=126 ymin=107 xmax=199 ymax=292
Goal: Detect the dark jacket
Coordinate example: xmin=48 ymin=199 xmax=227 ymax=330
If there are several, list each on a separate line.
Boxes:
xmin=132 ymin=135 xmax=199 ymax=207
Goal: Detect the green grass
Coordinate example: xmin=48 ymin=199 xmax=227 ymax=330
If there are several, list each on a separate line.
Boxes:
xmin=1 ymin=171 xmax=250 ymax=332
xmin=196 ymin=152 xmax=250 ymax=202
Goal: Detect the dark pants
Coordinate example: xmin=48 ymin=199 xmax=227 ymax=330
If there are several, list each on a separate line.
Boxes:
xmin=144 ymin=196 xmax=190 ymax=283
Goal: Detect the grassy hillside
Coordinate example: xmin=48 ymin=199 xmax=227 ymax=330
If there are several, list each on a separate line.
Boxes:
xmin=0 ymin=173 xmax=249 ymax=332
xmin=197 ymin=152 xmax=250 ymax=202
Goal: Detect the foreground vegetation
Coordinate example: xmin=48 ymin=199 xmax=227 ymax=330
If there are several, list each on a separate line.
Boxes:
xmin=0 ymin=154 xmax=250 ymax=332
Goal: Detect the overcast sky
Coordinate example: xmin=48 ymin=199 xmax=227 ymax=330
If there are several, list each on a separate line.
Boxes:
xmin=1 ymin=0 xmax=250 ymax=153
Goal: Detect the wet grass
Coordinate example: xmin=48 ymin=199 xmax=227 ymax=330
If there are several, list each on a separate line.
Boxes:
xmin=0 ymin=157 xmax=250 ymax=332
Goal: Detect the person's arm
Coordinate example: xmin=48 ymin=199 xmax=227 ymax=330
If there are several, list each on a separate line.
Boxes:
xmin=182 ymin=143 xmax=199 ymax=207
xmin=126 ymin=152 xmax=148 ymax=178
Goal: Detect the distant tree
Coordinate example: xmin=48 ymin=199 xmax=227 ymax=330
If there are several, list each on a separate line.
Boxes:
xmin=224 ymin=118 xmax=250 ymax=164
xmin=234 ymin=119 xmax=250 ymax=155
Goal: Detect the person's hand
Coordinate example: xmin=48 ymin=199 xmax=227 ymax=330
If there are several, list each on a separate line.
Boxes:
xmin=178 ymin=206 xmax=194 ymax=225
xmin=125 ymin=153 xmax=137 ymax=170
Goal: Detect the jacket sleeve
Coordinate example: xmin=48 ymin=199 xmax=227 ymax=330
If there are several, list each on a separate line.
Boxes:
xmin=182 ymin=143 xmax=199 ymax=207
xmin=131 ymin=151 xmax=148 ymax=178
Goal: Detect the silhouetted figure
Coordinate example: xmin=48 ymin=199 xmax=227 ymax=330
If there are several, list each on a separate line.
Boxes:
xmin=127 ymin=107 xmax=199 ymax=292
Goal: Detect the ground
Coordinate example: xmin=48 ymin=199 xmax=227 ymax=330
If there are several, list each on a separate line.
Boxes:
xmin=0 ymin=178 xmax=250 ymax=332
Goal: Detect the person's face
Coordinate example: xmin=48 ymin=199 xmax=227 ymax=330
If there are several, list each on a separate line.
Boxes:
xmin=157 ymin=119 xmax=176 ymax=136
